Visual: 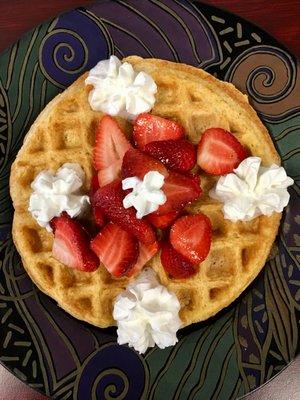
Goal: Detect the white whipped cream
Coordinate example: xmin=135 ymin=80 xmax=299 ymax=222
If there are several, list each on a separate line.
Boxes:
xmin=28 ymin=163 xmax=90 ymax=231
xmin=113 ymin=268 xmax=182 ymax=354
xmin=85 ymin=55 xmax=157 ymax=120
xmin=122 ymin=171 xmax=166 ymax=219
xmin=210 ymin=157 xmax=294 ymax=221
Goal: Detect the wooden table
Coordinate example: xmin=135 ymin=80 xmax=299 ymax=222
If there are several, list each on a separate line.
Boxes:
xmin=0 ymin=1 xmax=299 ymax=399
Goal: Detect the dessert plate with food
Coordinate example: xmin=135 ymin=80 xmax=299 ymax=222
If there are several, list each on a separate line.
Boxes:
xmin=1 ymin=1 xmax=299 ymax=399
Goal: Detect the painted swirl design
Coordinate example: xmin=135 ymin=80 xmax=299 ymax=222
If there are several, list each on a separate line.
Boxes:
xmin=91 ymin=368 xmax=128 ymax=400
xmin=225 ymin=45 xmax=296 ymax=105
xmin=40 ymin=28 xmax=88 ymax=81
xmin=39 ymin=10 xmax=111 ymax=88
xmin=75 ymin=343 xmax=148 ymax=399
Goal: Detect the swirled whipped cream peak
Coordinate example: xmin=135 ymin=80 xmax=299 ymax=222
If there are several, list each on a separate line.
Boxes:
xmin=210 ymin=157 xmax=294 ymax=221
xmin=85 ymin=55 xmax=157 ymax=119
xmin=28 ymin=163 xmax=90 ymax=231
xmin=113 ymin=268 xmax=182 ymax=354
xmin=122 ymin=171 xmax=166 ymax=219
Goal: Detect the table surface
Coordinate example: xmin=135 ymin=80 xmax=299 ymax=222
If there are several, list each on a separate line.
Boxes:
xmin=0 ymin=1 xmax=299 ymax=399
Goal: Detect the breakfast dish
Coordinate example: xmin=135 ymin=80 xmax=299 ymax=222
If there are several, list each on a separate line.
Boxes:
xmin=9 ymin=55 xmax=293 ymax=354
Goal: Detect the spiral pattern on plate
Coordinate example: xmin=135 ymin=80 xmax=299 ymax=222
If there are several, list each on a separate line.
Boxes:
xmin=75 ymin=343 xmax=148 ymax=399
xmin=39 ymin=10 xmax=111 ymax=88
xmin=225 ymin=45 xmax=296 ymax=104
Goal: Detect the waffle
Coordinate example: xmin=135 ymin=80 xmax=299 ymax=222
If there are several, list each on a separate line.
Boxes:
xmin=10 ymin=57 xmax=281 ymax=328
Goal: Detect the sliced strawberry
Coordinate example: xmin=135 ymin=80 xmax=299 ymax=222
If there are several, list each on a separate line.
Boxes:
xmin=90 ymin=175 xmax=105 ymax=226
xmin=94 ymin=179 xmax=156 ymax=245
xmin=147 ymin=210 xmax=180 ymax=229
xmin=156 ymin=171 xmax=202 ymax=215
xmin=98 ymin=160 xmax=122 ymax=187
xmin=93 ymin=207 xmax=105 ymax=227
xmin=161 ymin=241 xmax=196 ymax=279
xmin=144 ymin=139 xmax=196 ymax=172
xmin=126 ymin=241 xmax=159 ymax=277
xmin=133 ymin=113 xmax=184 ymax=150
xmin=170 ymin=214 xmax=212 ymax=264
xmin=91 ymin=222 xmax=138 ymax=277
xmin=93 ymin=115 xmax=131 ymax=184
xmin=50 ymin=213 xmax=99 ymax=272
xmin=197 ymin=128 xmax=247 ymax=175
xmin=121 ymin=148 xmax=168 ymax=180
xmin=187 ymin=173 xmax=201 ymax=186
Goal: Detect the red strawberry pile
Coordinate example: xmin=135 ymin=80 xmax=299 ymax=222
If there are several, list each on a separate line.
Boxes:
xmin=50 ymin=113 xmax=247 ymax=279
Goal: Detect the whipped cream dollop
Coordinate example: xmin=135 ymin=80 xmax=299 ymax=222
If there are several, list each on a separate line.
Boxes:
xmin=122 ymin=171 xmax=166 ymax=219
xmin=210 ymin=157 xmax=294 ymax=221
xmin=85 ymin=55 xmax=157 ymax=120
xmin=28 ymin=163 xmax=90 ymax=231
xmin=113 ymin=268 xmax=182 ymax=354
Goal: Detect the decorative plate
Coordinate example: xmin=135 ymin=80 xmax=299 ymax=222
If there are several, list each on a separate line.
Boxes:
xmin=0 ymin=1 xmax=299 ymax=399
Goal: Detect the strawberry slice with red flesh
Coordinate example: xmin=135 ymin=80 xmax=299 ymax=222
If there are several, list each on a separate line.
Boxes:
xmin=197 ymin=128 xmax=247 ymax=175
xmin=121 ymin=148 xmax=168 ymax=180
xmin=170 ymin=214 xmax=212 ymax=264
xmin=98 ymin=160 xmax=122 ymax=188
xmin=93 ymin=115 xmax=131 ymax=185
xmin=144 ymin=139 xmax=196 ymax=172
xmin=187 ymin=173 xmax=201 ymax=186
xmin=147 ymin=210 xmax=180 ymax=229
xmin=50 ymin=213 xmax=99 ymax=272
xmin=126 ymin=241 xmax=159 ymax=278
xmin=133 ymin=113 xmax=184 ymax=150
xmin=161 ymin=241 xmax=196 ymax=279
xmin=91 ymin=222 xmax=139 ymax=277
xmin=90 ymin=175 xmax=105 ymax=227
xmin=94 ymin=179 xmax=156 ymax=245
xmin=156 ymin=171 xmax=202 ymax=215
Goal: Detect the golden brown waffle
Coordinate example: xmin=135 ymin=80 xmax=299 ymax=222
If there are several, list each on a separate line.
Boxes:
xmin=10 ymin=57 xmax=281 ymax=328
